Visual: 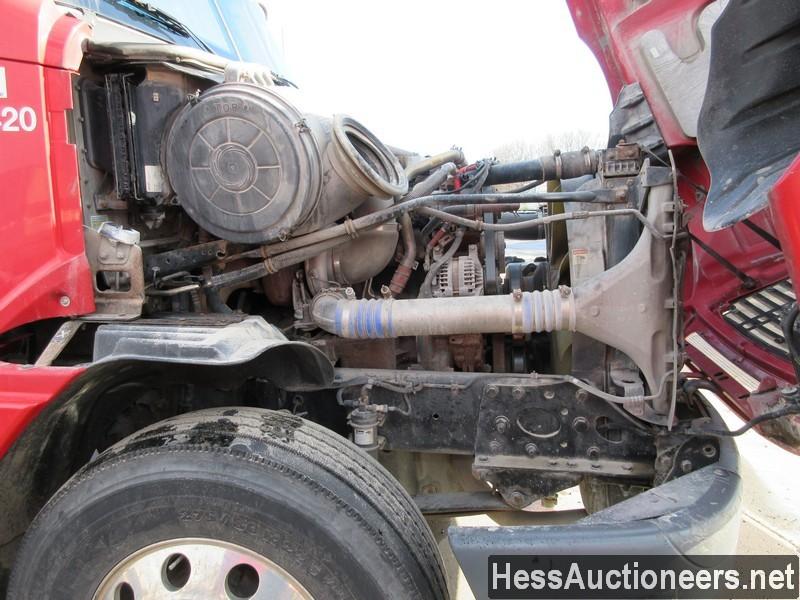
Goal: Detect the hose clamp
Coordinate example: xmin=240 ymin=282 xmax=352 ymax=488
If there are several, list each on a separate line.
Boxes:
xmin=344 ymin=218 xmax=360 ymax=239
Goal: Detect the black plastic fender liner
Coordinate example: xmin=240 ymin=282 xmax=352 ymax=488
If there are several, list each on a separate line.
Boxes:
xmin=698 ymin=0 xmax=800 ymax=231
xmin=93 ymin=315 xmax=334 ymax=390
xmin=448 ymin=404 xmax=741 ymax=600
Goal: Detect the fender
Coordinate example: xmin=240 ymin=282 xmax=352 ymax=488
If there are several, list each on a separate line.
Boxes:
xmin=0 ymin=1 xmax=95 ymax=334
xmin=0 ymin=316 xmax=333 ymax=461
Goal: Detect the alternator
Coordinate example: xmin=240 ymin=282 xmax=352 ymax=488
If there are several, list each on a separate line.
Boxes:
xmin=433 ymin=244 xmax=484 ymax=297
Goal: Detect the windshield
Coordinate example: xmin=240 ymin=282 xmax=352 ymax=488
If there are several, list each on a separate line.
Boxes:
xmin=147 ymin=0 xmax=289 ymax=75
xmin=62 ymin=0 xmax=290 ymax=77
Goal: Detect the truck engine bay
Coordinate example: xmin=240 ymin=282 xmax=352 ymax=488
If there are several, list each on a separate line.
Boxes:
xmin=6 ymin=0 xmax=800 ymax=596
xmin=0 ymin=40 xmax=745 ymax=513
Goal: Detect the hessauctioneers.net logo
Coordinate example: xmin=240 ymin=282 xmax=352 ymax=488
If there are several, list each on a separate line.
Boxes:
xmin=488 ymin=555 xmax=800 ymax=599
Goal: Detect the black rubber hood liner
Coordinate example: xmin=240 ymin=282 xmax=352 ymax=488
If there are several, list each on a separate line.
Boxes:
xmin=698 ymin=0 xmax=800 ymax=231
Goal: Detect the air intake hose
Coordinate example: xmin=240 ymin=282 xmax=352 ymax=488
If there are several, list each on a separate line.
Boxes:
xmin=311 ymin=288 xmax=576 ymax=338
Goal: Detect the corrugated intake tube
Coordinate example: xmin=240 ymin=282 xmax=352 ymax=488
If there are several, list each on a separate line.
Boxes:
xmin=311 ymin=288 xmax=576 ymax=338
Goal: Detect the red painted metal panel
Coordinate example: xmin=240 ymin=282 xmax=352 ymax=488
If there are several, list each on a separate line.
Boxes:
xmin=0 ymin=361 xmax=85 ymax=458
xmin=0 ymin=0 xmax=85 ymax=68
xmin=770 ymin=154 xmax=800 ymax=300
xmin=567 ymin=0 xmax=714 ymax=148
xmin=0 ymin=3 xmax=94 ymax=334
xmin=680 ymin=153 xmax=794 ymax=424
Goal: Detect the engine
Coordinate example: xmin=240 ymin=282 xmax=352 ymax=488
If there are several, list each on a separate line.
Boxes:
xmin=68 ymin=42 xmax=696 ymax=510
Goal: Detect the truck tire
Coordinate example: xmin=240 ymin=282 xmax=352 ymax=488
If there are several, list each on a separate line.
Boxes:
xmin=8 ymin=408 xmax=448 ymax=600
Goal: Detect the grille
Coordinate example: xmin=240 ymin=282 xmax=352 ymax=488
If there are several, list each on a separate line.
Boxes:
xmin=722 ymin=279 xmax=795 ymax=358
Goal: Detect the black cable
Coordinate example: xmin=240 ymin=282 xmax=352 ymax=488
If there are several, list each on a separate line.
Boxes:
xmin=688 ymin=232 xmax=757 ymax=289
xmin=742 ymin=219 xmax=782 ymax=250
xmin=693 ymin=402 xmax=800 ymax=437
xmin=501 ymin=179 xmax=544 ymax=194
xmin=782 ymin=303 xmax=800 ymax=382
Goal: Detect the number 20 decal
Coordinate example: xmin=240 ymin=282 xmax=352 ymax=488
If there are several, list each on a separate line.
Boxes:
xmin=0 ymin=106 xmax=37 ymax=132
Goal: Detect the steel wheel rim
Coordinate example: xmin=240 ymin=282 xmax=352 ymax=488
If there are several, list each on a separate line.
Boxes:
xmin=93 ymin=537 xmax=314 ymax=600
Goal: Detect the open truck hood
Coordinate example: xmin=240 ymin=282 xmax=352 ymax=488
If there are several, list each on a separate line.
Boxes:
xmin=567 ymin=0 xmax=722 ymax=148
xmin=567 ymin=0 xmax=800 ymax=231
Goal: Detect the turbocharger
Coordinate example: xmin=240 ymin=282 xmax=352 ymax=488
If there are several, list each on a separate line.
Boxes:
xmin=165 ymin=83 xmax=408 ymax=243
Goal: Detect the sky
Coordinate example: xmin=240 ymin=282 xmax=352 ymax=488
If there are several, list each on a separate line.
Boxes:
xmin=266 ymin=0 xmax=614 ymax=160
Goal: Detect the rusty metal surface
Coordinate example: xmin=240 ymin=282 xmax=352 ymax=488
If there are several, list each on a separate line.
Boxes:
xmin=83 ymin=227 xmax=144 ymax=320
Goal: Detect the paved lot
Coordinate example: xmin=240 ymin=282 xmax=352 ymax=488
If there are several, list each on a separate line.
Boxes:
xmin=426 ymin=397 xmax=800 ymax=599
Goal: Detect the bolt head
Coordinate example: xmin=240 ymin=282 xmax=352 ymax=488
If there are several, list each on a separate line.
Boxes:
xmin=59 ymin=296 xmax=71 ymax=307
xmin=524 ymin=442 xmax=538 ymax=457
xmin=344 ymin=287 xmax=356 ymax=299
xmin=494 ymin=416 xmax=510 ymax=434
xmin=680 ymin=459 xmax=693 ymax=473
xmin=511 ymin=386 xmax=525 ymax=400
xmin=488 ymin=440 xmax=502 ymax=453
xmin=508 ymin=491 xmax=526 ymax=508
xmin=575 ymin=389 xmax=588 ymax=402
xmin=702 ymin=444 xmax=717 ymax=458
xmin=572 ymin=416 xmax=588 ymax=432
xmin=485 ymin=385 xmax=499 ymax=399
xmin=544 ymin=390 xmax=556 ymax=400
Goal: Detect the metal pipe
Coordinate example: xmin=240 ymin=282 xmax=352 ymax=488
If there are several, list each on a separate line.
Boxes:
xmin=311 ymin=288 xmax=576 ymax=338
xmin=210 ymin=188 xmax=602 ymax=289
xmin=418 ymin=229 xmax=464 ymax=299
xmin=208 ymin=235 xmax=351 ymax=288
xmin=497 ymin=210 xmax=546 ymax=240
xmin=86 ymin=41 xmax=230 ymax=71
xmin=145 ymin=283 xmax=200 ymax=296
xmin=389 ymin=214 xmax=417 ymax=296
xmin=444 ymin=203 xmax=521 ymax=217
xmin=416 ymin=206 xmax=667 ymax=239
xmin=262 ymin=189 xmax=598 ymax=256
xmin=262 ymin=163 xmax=464 ymax=257
xmin=389 ymin=163 xmax=458 ymax=296
xmin=405 ymin=149 xmax=465 ymax=181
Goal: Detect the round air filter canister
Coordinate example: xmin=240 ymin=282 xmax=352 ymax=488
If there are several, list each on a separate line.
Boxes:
xmin=166 ymin=83 xmax=323 ymax=244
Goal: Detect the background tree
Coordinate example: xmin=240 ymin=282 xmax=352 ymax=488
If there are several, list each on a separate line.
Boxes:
xmin=490 ymin=129 xmax=607 ymax=197
xmin=492 ymin=129 xmax=607 ymax=163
